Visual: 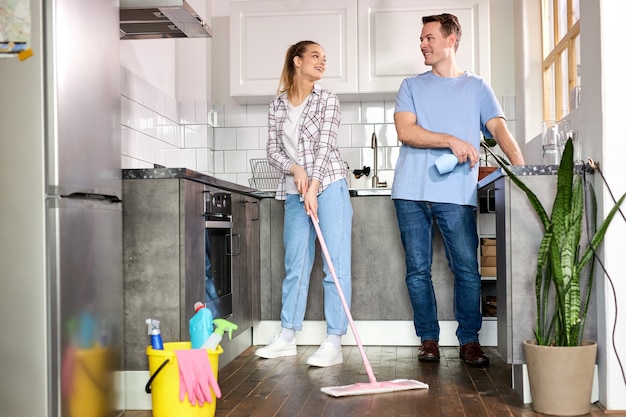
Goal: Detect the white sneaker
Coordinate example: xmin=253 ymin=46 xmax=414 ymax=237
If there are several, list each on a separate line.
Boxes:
xmin=306 ymin=339 xmax=343 ymax=367
xmin=255 ymin=335 xmax=297 ymax=359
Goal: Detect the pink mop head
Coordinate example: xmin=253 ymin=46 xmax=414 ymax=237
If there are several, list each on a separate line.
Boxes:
xmin=321 ymin=379 xmax=429 ymax=397
xmin=310 ymin=215 xmax=429 ymax=397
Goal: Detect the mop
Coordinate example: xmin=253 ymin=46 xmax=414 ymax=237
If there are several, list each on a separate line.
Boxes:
xmin=310 ymin=215 xmax=429 ymax=397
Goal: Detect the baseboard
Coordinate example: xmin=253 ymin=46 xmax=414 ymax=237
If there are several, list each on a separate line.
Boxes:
xmin=253 ymin=319 xmax=498 ymax=347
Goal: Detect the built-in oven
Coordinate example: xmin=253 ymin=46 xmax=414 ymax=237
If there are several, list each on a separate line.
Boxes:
xmin=204 ymin=190 xmax=237 ymax=319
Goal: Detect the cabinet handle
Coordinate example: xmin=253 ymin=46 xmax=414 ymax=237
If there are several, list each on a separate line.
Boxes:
xmin=487 ymin=188 xmax=496 ymax=213
xmin=240 ymin=199 xmax=260 ymax=220
xmin=227 ymin=233 xmax=241 ymax=256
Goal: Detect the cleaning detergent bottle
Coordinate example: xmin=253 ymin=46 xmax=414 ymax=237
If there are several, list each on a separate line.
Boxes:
xmin=201 ymin=318 xmax=239 ymax=350
xmin=189 ymin=301 xmax=213 ymax=348
xmin=146 ymin=318 xmax=164 ymax=350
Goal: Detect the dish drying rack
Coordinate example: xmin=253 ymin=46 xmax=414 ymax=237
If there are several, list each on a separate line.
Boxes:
xmin=248 ymin=158 xmax=281 ymax=190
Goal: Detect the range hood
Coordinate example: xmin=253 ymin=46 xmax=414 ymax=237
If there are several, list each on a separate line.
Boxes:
xmin=120 ymin=0 xmax=213 ymax=40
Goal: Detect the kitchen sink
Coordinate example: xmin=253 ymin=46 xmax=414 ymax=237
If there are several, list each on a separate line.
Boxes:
xmin=349 ymin=188 xmax=392 ymax=196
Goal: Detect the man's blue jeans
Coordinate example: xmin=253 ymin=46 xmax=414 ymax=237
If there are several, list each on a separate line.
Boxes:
xmin=393 ymin=200 xmax=482 ymax=345
xmin=281 ymin=179 xmax=353 ymax=336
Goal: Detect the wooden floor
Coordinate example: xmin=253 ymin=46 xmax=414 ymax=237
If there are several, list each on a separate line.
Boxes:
xmin=123 ymin=345 xmax=624 ymax=417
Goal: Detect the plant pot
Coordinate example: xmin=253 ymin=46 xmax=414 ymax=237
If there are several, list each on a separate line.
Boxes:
xmin=523 ymin=339 xmax=597 ymax=416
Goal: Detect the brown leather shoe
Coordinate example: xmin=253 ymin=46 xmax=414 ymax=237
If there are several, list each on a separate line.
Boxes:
xmin=460 ymin=342 xmax=490 ymax=367
xmin=418 ymin=340 xmax=440 ymax=362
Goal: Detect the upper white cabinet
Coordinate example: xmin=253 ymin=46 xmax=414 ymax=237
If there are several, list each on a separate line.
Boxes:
xmin=229 ymin=0 xmax=490 ymax=101
xmin=230 ymin=0 xmax=358 ymax=103
xmin=358 ymin=0 xmax=490 ymax=94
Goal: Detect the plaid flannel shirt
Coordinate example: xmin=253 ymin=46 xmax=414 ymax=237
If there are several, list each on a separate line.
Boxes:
xmin=266 ymin=83 xmax=346 ymax=200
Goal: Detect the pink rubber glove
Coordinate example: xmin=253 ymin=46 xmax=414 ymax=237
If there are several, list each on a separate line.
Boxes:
xmin=193 ymin=349 xmax=221 ymax=403
xmin=175 ymin=349 xmax=221 ymax=406
xmin=175 ymin=350 xmax=199 ymax=405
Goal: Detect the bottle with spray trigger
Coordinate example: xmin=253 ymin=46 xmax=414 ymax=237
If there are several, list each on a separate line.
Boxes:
xmin=201 ymin=318 xmax=238 ymax=350
xmin=146 ymin=318 xmax=164 ymax=350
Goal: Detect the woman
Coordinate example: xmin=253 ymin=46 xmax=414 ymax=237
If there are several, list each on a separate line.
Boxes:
xmin=255 ymin=40 xmax=353 ymax=367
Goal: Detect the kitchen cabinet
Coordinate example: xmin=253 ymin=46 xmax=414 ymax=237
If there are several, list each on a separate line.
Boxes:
xmin=122 ymin=177 xmax=205 ymax=370
xmin=260 ymin=195 xmax=456 ymax=321
xmin=229 ymin=191 xmax=261 ymax=333
xmin=122 ymin=168 xmax=266 ymax=370
xmin=357 ymin=0 xmax=491 ymax=93
xmin=230 ymin=0 xmax=358 ymax=102
xmin=492 ymin=170 xmax=597 ymax=365
xmin=229 ymin=0 xmax=489 ymax=101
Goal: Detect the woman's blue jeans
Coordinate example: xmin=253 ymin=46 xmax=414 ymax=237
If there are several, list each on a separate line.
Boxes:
xmin=393 ymin=200 xmax=482 ymax=345
xmin=281 ymin=179 xmax=353 ymax=336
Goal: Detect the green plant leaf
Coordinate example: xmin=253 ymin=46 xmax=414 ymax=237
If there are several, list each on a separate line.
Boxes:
xmin=492 ymin=138 xmax=626 ymax=346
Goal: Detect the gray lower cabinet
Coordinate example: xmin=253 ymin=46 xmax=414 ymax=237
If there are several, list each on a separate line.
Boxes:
xmin=230 ymin=191 xmax=261 ymax=333
xmin=494 ymin=174 xmax=597 ymax=364
xmin=259 ymin=196 xmax=457 ymax=321
xmin=122 ymin=177 xmax=205 ymax=370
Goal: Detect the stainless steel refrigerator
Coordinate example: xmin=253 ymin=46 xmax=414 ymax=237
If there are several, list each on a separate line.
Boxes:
xmin=0 ymin=1 xmax=123 ymax=417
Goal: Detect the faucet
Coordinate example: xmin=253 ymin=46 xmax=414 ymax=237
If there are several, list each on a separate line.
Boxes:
xmin=371 ymin=132 xmax=387 ymax=188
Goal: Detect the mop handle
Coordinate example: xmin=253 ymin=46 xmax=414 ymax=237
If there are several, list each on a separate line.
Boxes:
xmin=311 ymin=215 xmax=378 ymax=385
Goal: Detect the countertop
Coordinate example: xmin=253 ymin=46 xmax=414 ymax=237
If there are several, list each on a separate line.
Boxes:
xmin=122 ymin=165 xmax=571 ymax=199
xmin=122 ymin=168 xmax=274 ymax=198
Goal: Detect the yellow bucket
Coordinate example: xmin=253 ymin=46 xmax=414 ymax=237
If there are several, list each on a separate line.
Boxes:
xmin=67 ymin=346 xmax=113 ymax=417
xmin=146 ymin=342 xmax=223 ymax=417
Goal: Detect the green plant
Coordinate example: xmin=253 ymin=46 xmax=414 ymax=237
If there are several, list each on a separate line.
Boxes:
xmin=491 ymin=139 xmax=626 ymax=346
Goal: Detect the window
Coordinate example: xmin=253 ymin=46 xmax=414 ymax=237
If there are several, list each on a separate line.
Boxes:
xmin=541 ymin=0 xmax=580 ymax=121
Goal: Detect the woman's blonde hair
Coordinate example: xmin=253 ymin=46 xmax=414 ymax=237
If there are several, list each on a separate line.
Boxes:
xmin=277 ymin=40 xmax=319 ymax=96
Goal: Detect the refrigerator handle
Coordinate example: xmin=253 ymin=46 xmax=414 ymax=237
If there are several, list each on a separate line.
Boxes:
xmin=66 ymin=192 xmax=122 ymax=203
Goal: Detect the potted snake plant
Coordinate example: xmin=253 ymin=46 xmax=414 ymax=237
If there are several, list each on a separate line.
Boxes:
xmin=491 ymin=138 xmax=626 ymax=415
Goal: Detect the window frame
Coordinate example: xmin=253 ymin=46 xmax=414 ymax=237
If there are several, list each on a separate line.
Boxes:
xmin=541 ymin=0 xmax=580 ymax=121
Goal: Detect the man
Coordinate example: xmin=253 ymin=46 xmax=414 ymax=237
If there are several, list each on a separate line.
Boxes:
xmin=392 ymin=13 xmax=525 ymax=367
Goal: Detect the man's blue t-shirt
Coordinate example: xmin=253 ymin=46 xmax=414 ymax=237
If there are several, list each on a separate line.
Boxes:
xmin=391 ymin=71 xmax=504 ymax=207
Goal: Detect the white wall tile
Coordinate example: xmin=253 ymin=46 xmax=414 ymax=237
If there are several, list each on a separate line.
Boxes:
xmin=223 ymin=150 xmax=248 ymax=173
xmin=362 ymin=101 xmax=385 ymax=123
xmin=340 ymin=147 xmax=362 ymax=172
xmin=216 ymin=173 xmax=238 ymax=184
xmin=246 ymin=104 xmax=268 ymax=127
xmin=223 ymin=104 xmax=247 ymax=127
xmin=212 ymin=104 xmax=225 ymax=127
xmin=195 ymin=100 xmax=208 ymax=124
xmin=247 ymin=149 xmax=266 ymax=162
xmin=236 ymin=127 xmax=260 ymax=150
xmin=213 ymin=150 xmax=224 ymax=173
xmin=502 ymin=96 xmax=516 ymax=120
xmin=214 ymin=127 xmax=237 ymax=150
xmin=351 ymin=124 xmax=375 ymax=147
xmin=196 ymin=149 xmax=210 ymax=173
xmin=377 ymin=124 xmax=398 ymax=146
xmin=207 ymin=127 xmax=215 ymax=149
xmin=164 ymin=93 xmax=178 ymax=122
xmin=384 ymin=101 xmax=396 ymax=123
xmin=180 ymin=101 xmax=196 ymax=124
xmin=179 ymin=149 xmax=197 ymax=170
xmin=337 ymin=124 xmax=351 ymax=148
xmin=341 ymin=102 xmax=362 ymax=124
xmin=184 ymin=125 xmax=208 ymax=148
xmin=387 ymin=146 xmax=401 ymax=170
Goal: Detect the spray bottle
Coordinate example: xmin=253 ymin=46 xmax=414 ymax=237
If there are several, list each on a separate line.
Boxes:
xmin=146 ymin=318 xmax=164 ymax=350
xmin=201 ymin=318 xmax=238 ymax=351
xmin=189 ymin=302 xmax=213 ymax=348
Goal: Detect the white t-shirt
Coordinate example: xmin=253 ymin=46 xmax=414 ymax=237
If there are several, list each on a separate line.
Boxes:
xmin=283 ymin=98 xmax=308 ymax=195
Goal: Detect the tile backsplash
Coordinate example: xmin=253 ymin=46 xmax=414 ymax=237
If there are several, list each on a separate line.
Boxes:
xmin=121 ymin=67 xmax=516 ymax=189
